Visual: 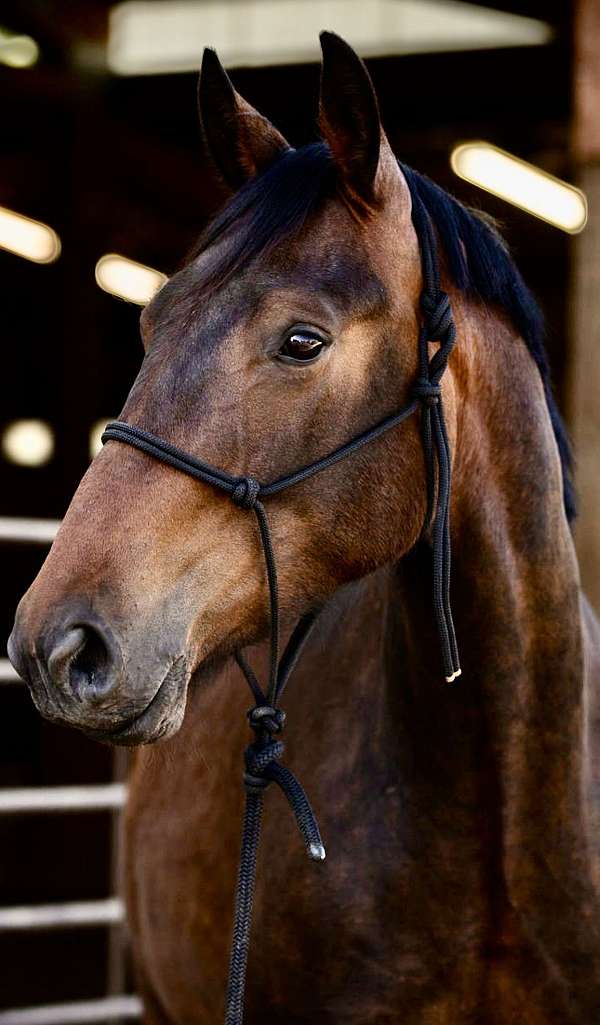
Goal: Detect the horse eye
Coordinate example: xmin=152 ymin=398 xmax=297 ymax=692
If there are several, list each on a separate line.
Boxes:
xmin=278 ymin=331 xmax=325 ymax=364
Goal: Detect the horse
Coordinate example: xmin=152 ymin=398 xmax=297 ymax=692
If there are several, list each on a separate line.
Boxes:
xmin=8 ymin=30 xmax=600 ymax=1025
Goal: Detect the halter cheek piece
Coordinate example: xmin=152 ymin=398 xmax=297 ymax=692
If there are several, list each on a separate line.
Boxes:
xmin=102 ymin=184 xmax=460 ymax=1025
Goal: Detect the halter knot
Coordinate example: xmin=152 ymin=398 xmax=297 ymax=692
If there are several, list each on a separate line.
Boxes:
xmin=413 ymin=378 xmax=441 ymax=406
xmin=421 ymin=290 xmax=452 ymax=341
xmin=243 ymin=736 xmax=284 ymax=793
xmin=247 ymin=704 xmax=286 ymax=734
xmin=232 ymin=476 xmax=261 ymax=510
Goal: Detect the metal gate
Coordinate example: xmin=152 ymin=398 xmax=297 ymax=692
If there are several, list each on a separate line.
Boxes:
xmin=0 ymin=518 xmax=141 ymax=1025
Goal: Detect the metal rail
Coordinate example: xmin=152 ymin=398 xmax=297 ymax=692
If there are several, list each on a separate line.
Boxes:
xmin=0 ymin=898 xmax=125 ymax=932
xmin=1 ymin=519 xmax=56 ymax=682
xmin=0 ymin=658 xmax=22 ymax=684
xmin=0 ymin=784 xmax=127 ymax=814
xmin=0 ymin=517 xmax=59 ymax=544
xmin=0 ymin=996 xmax=142 ymax=1025
xmin=0 ymin=515 xmax=135 ymax=1014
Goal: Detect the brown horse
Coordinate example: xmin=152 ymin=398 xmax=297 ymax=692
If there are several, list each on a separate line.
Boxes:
xmin=8 ymin=31 xmax=600 ymax=1025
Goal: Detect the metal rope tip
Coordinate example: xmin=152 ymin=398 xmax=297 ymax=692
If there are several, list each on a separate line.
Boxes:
xmin=445 ymin=668 xmax=462 ymax=683
xmin=308 ymin=842 xmax=326 ymax=862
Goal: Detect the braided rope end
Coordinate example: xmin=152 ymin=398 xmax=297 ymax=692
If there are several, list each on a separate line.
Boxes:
xmin=308 ymin=842 xmax=326 ymax=862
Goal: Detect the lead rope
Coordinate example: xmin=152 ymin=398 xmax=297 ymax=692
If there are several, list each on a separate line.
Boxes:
xmin=407 ymin=181 xmax=461 ymax=683
xmin=101 ymin=192 xmax=460 ymax=1025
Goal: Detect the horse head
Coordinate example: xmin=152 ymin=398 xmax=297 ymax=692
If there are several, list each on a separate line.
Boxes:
xmin=9 ymin=34 xmax=445 ymax=744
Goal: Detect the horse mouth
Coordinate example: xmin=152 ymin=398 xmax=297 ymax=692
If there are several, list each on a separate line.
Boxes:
xmin=85 ymin=656 xmax=190 ymax=747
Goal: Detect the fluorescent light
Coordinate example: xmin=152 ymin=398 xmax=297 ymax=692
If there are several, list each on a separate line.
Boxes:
xmin=451 ymin=142 xmax=587 ymax=234
xmin=107 ymin=0 xmax=552 ymax=75
xmin=1 ymin=420 xmax=55 ymax=467
xmin=89 ymin=418 xmax=113 ymax=459
xmin=0 ymin=28 xmax=39 ymax=69
xmin=0 ymin=207 xmax=61 ymax=264
xmin=95 ymin=254 xmax=167 ymax=305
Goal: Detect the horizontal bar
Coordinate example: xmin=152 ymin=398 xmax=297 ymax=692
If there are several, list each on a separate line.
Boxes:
xmin=0 ymin=517 xmax=59 ymax=544
xmin=0 ymin=784 xmax=127 ymax=814
xmin=0 ymin=658 xmax=22 ymax=684
xmin=0 ymin=898 xmax=124 ymax=931
xmin=0 ymin=996 xmax=142 ymax=1025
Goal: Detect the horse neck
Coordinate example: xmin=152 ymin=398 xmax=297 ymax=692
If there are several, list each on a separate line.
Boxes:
xmin=293 ymin=290 xmax=588 ymax=865
xmin=386 ymin=291 xmax=600 ymax=991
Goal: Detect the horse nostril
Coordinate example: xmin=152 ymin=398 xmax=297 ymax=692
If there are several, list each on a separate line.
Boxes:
xmin=47 ymin=624 xmax=112 ymax=701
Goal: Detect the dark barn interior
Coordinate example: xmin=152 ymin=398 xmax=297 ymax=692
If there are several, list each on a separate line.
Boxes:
xmin=0 ymin=0 xmax=578 ymax=1017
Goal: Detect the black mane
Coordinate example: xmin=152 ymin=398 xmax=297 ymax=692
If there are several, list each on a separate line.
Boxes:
xmin=190 ymin=143 xmax=336 ymax=292
xmin=400 ymin=164 xmax=574 ymax=521
xmin=194 ymin=142 xmax=574 ymax=520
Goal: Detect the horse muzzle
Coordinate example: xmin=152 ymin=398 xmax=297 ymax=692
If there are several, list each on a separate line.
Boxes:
xmin=7 ymin=603 xmax=190 ymax=746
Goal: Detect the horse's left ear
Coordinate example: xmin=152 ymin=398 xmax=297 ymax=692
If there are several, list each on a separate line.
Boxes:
xmin=318 ymin=32 xmax=393 ymax=210
xmin=198 ymin=48 xmax=291 ymax=192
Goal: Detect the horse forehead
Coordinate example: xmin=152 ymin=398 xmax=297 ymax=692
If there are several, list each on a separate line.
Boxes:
xmin=280 ymin=247 xmax=388 ymax=305
xmin=149 ymin=250 xmax=389 ymax=348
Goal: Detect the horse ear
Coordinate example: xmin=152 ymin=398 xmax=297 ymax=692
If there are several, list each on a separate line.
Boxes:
xmin=198 ymin=48 xmax=291 ymax=192
xmin=318 ymin=32 xmax=390 ymax=210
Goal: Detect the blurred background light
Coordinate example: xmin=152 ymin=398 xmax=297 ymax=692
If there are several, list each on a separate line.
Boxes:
xmin=89 ymin=419 xmax=113 ymax=459
xmin=2 ymin=420 xmax=55 ymax=467
xmin=108 ymin=0 xmax=552 ymax=75
xmin=0 ymin=27 xmax=39 ymax=69
xmin=451 ymin=142 xmax=588 ymax=234
xmin=95 ymin=254 xmax=167 ymax=305
xmin=0 ymin=207 xmax=61 ymax=264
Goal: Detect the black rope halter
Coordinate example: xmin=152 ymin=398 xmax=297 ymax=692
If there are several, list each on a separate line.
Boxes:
xmin=102 ymin=183 xmax=460 ymax=1024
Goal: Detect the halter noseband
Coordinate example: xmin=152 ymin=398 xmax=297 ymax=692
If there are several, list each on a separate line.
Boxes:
xmin=101 ymin=183 xmax=460 ymax=1025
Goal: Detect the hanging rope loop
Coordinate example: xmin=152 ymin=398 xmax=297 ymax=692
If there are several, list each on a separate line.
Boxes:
xmin=232 ymin=477 xmax=261 ymax=509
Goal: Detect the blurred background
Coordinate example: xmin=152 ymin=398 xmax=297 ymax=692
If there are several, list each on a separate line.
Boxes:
xmin=0 ymin=0 xmax=597 ymax=1022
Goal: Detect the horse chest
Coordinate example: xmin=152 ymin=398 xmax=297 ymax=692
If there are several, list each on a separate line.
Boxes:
xmin=124 ymin=736 xmax=494 ymax=1024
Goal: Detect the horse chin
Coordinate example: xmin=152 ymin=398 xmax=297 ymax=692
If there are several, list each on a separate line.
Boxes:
xmin=81 ymin=655 xmax=190 ymax=748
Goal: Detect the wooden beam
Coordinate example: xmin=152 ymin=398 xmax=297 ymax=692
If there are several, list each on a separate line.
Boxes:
xmin=573 ymin=0 xmax=600 ymax=160
xmin=569 ymin=0 xmax=600 ymax=612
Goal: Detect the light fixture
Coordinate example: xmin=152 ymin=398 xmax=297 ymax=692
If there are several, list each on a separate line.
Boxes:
xmin=95 ymin=254 xmax=166 ymax=305
xmin=451 ymin=142 xmax=587 ymax=234
xmin=89 ymin=419 xmax=113 ymax=459
xmin=2 ymin=420 xmax=55 ymax=467
xmin=107 ymin=0 xmax=552 ymax=75
xmin=0 ymin=27 xmax=39 ymax=69
xmin=0 ymin=206 xmax=61 ymax=264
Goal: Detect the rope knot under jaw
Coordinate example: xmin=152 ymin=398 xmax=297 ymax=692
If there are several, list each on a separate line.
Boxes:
xmin=412 ymin=378 xmax=441 ymax=407
xmin=246 ymin=705 xmax=286 ymax=735
xmin=232 ymin=477 xmax=261 ymax=510
xmin=421 ymin=289 xmax=452 ymax=341
xmin=243 ymin=707 xmax=286 ymax=794
xmin=243 ymin=736 xmax=284 ymax=794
